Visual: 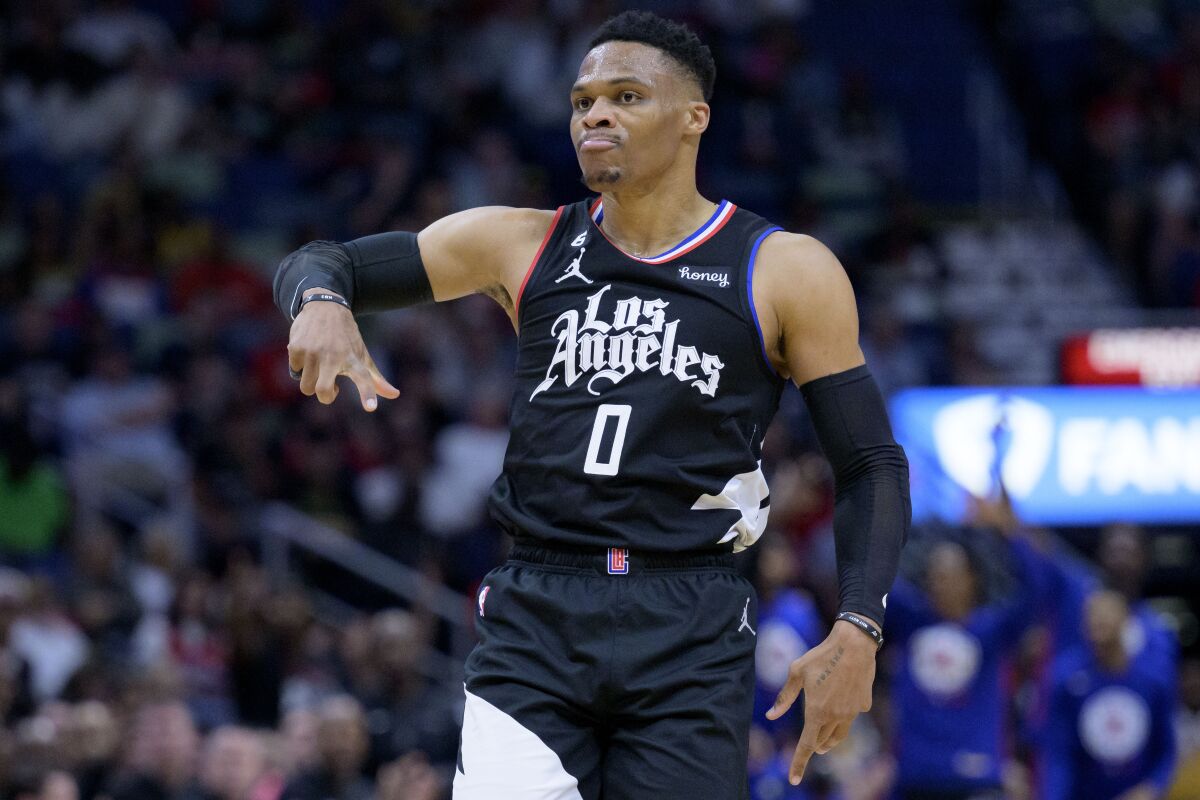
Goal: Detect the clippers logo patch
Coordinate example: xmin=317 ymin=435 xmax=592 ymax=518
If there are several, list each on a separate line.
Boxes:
xmin=607 ymin=547 xmax=629 ymax=574
xmin=477 ymin=585 xmax=490 ymax=616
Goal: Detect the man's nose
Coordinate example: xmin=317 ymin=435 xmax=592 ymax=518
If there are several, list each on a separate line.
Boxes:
xmin=583 ymin=97 xmax=615 ymax=128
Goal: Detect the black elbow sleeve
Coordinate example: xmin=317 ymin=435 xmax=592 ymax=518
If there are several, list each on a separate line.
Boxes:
xmin=273 ymin=231 xmax=433 ymax=320
xmin=800 ymin=365 xmax=911 ymax=625
xmin=342 ymin=231 xmax=433 ymax=314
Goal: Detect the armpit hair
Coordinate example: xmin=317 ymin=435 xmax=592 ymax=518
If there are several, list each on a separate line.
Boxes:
xmin=480 ymin=282 xmax=513 ymax=312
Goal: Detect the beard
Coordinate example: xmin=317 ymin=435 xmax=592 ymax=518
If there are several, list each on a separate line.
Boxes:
xmin=580 ymin=167 xmax=621 ymax=190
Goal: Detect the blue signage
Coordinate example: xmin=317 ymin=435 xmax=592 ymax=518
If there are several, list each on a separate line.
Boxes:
xmin=890 ymin=388 xmax=1200 ymax=525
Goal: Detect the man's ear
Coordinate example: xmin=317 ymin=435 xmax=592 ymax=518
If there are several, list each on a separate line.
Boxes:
xmin=685 ymin=101 xmax=711 ymax=136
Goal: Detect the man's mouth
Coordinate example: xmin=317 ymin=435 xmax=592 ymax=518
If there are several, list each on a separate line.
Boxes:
xmin=580 ymin=137 xmax=619 ymax=152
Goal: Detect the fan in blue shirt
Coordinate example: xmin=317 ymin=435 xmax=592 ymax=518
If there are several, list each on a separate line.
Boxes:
xmin=976 ymin=495 xmax=1177 ymax=685
xmin=1049 ymin=525 xmax=1177 ymax=682
xmin=978 ymin=504 xmax=1178 ymax=763
xmin=885 ymin=533 xmax=1040 ymax=800
xmin=1041 ymin=590 xmax=1176 ymax=800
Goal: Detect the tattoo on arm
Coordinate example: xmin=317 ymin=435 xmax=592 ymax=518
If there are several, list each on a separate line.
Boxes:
xmin=814 ymin=646 xmax=845 ymax=688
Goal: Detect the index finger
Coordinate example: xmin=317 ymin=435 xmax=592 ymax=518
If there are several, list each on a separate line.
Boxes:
xmin=766 ymin=665 xmax=805 ymax=720
xmin=788 ymin=721 xmax=820 ymax=786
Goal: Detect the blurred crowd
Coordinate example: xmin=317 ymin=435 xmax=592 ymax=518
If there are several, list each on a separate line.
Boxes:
xmin=990 ymin=0 xmax=1200 ymax=308
xmin=0 ymin=1 xmax=1196 ymax=799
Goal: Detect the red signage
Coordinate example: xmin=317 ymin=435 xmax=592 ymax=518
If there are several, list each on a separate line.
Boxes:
xmin=1062 ymin=328 xmax=1200 ymax=386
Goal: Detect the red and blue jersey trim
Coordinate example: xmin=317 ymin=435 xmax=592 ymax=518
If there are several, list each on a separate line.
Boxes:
xmin=589 ymin=198 xmax=736 ymax=264
xmin=515 ymin=205 xmax=565 ymax=322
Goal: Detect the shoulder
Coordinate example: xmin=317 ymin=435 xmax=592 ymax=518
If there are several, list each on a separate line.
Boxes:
xmin=755 ymin=232 xmax=851 ymax=293
xmin=754 ymin=231 xmax=857 ymax=326
xmin=751 ymin=230 xmax=862 ymax=383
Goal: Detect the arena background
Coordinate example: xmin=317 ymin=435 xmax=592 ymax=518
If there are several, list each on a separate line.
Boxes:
xmin=0 ymin=1 xmax=1198 ymax=798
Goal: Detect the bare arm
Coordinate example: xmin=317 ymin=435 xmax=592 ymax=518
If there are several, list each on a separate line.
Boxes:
xmin=286 ymin=206 xmax=556 ymax=409
xmin=417 ymin=205 xmax=557 ymax=306
xmin=756 ymin=233 xmax=902 ymax=785
xmin=752 ymin=232 xmax=865 ymax=382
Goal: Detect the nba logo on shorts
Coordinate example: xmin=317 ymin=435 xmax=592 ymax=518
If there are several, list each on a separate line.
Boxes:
xmin=607 ymin=547 xmax=629 ymax=575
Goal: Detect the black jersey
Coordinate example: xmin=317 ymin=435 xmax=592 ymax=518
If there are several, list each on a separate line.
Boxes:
xmin=488 ymin=197 xmax=787 ymax=553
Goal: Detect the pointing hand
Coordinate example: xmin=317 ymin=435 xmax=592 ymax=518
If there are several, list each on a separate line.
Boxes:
xmin=287 ymin=290 xmax=400 ymax=411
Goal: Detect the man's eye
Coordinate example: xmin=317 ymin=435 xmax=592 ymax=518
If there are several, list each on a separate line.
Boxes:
xmin=575 ymin=98 xmax=591 ymax=111
xmin=620 ymin=92 xmax=638 ymax=102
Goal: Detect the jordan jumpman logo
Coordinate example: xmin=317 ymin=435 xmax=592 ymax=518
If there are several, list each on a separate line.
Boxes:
xmin=555 ymin=247 xmax=593 ymax=284
xmin=738 ymin=597 xmax=756 ymax=636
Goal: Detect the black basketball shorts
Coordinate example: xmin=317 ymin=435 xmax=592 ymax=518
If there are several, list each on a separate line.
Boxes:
xmin=453 ymin=544 xmax=759 ymax=800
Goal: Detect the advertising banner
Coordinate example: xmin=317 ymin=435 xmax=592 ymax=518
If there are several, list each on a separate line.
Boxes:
xmin=890 ymin=387 xmax=1200 ymax=525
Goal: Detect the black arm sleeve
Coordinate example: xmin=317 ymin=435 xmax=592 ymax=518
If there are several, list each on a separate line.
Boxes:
xmin=800 ymin=364 xmax=910 ymax=625
xmin=272 ymin=231 xmax=434 ymax=320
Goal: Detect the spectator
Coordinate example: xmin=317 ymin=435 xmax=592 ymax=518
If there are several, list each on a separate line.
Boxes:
xmin=279 ymin=697 xmax=371 ymax=800
xmin=0 ymin=419 xmax=68 ymax=566
xmin=1042 ymin=591 xmax=1176 ymax=800
xmin=0 ymin=570 xmax=37 ymax=724
xmin=10 ymin=767 xmax=80 ymax=800
xmin=67 ymin=540 xmax=137 ymax=686
xmin=277 ymin=710 xmax=320 ymax=780
xmin=110 ymin=701 xmax=204 ymax=800
xmin=63 ymin=0 xmax=174 ymax=69
xmin=375 ymin=752 xmax=445 ymax=800
xmin=59 ymin=341 xmax=190 ymax=529
xmin=199 ymin=727 xmax=268 ymax=800
xmin=884 ymin=531 xmax=1040 ymax=800
xmin=61 ymin=701 xmax=121 ymax=800
xmin=9 ymin=578 xmax=88 ymax=703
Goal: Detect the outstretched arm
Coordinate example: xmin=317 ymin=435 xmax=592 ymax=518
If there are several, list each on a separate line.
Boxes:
xmin=274 ymin=206 xmax=555 ymax=410
xmin=756 ymin=233 xmax=910 ymax=785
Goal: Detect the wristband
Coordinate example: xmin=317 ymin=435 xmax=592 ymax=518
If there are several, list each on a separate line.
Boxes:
xmin=298 ymin=293 xmax=352 ymax=313
xmin=835 ymin=611 xmax=884 ymax=650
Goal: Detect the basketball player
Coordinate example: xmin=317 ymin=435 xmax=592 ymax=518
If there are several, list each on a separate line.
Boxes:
xmin=274 ymin=11 xmax=909 ymax=798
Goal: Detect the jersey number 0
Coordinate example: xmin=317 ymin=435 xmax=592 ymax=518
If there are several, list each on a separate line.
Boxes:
xmin=584 ymin=404 xmax=631 ymax=476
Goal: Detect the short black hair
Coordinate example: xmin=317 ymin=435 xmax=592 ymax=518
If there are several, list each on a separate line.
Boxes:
xmin=587 ymin=11 xmax=716 ymax=101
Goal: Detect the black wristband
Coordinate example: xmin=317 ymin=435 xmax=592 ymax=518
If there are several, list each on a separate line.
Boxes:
xmin=298 ymin=292 xmax=352 ymax=313
xmin=835 ymin=611 xmax=884 ymax=650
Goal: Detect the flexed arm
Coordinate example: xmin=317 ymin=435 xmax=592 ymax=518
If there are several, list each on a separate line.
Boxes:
xmin=273 ymin=206 xmax=555 ymax=410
